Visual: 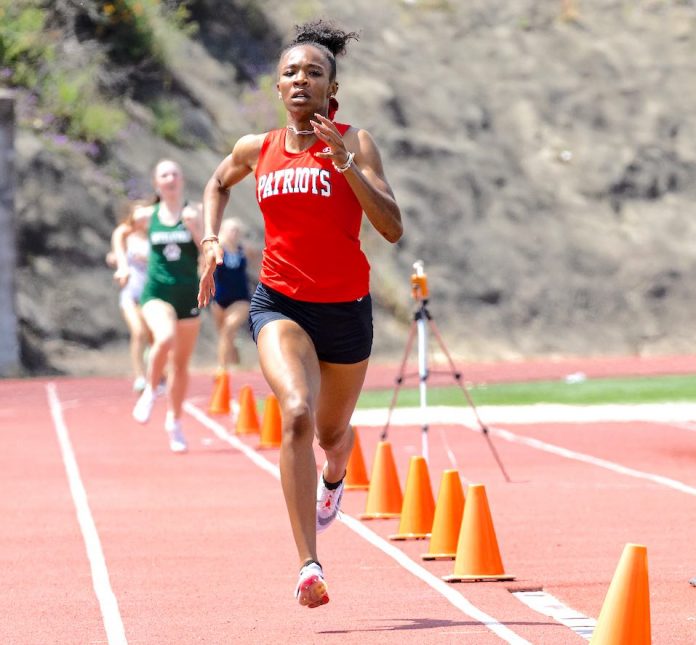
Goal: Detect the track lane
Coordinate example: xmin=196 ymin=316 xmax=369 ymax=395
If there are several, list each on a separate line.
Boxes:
xmin=4 ymin=364 xmax=696 ymax=644
xmin=55 ymin=380 xmax=534 ymax=643
xmin=492 ymin=421 xmax=696 ymax=489
xmin=186 ymin=403 xmax=544 ymax=645
xmin=480 ymin=420 xmax=696 ymax=644
xmin=0 ymin=381 xmax=105 ymax=645
xmin=345 ymin=418 xmax=696 ymax=644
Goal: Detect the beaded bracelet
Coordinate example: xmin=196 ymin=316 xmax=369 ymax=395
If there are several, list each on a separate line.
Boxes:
xmin=333 ymin=151 xmax=355 ymax=173
xmin=200 ymin=235 xmax=219 ymax=244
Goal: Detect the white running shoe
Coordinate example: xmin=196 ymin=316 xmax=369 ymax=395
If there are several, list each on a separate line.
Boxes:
xmin=165 ymin=416 xmax=188 ymax=453
xmin=132 ymin=386 xmax=158 ymax=424
xmin=294 ymin=561 xmax=329 ymax=608
xmin=316 ymin=468 xmax=345 ymax=534
xmin=132 ymin=376 xmax=146 ymax=393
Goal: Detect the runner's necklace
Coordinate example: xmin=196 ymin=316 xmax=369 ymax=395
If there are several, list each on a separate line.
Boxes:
xmin=287 ymin=125 xmax=315 ymax=136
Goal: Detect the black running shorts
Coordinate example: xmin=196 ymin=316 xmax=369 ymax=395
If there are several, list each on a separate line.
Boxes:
xmin=249 ymin=282 xmax=373 ymax=364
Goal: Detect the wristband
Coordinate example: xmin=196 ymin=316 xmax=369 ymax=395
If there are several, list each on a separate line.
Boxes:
xmin=200 ymin=235 xmax=219 ymax=245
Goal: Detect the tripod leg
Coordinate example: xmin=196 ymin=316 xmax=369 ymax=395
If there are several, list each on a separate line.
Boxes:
xmin=427 ymin=318 xmax=487 ymax=430
xmin=480 ymin=430 xmax=512 ymax=483
xmin=381 ymin=320 xmax=418 ymax=441
xmin=427 ymin=316 xmax=512 ymax=483
xmin=416 ymin=309 xmax=429 ymax=463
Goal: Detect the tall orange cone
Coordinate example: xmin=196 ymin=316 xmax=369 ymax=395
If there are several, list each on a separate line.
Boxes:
xmin=235 ymin=384 xmax=260 ymax=435
xmin=209 ymin=371 xmax=231 ymax=415
xmin=389 ymin=456 xmax=435 ymax=540
xmin=345 ymin=426 xmax=370 ymax=490
xmin=443 ymin=483 xmax=514 ymax=582
xmin=422 ymin=469 xmax=465 ymax=560
xmin=258 ymin=393 xmax=282 ymax=449
xmin=360 ymin=441 xmax=402 ymax=519
xmin=590 ymin=543 xmax=651 ymax=645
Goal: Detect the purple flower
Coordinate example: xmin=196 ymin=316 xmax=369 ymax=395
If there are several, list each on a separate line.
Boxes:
xmin=84 ymin=142 xmax=100 ymax=158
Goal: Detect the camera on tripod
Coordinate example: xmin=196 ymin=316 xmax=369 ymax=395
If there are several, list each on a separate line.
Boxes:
xmin=410 ymin=259 xmax=429 ymax=301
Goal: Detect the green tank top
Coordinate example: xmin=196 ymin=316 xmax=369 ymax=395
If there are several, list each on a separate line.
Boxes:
xmin=147 ymin=202 xmax=199 ymax=286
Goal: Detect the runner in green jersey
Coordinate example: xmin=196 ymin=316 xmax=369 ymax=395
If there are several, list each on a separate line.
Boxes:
xmin=126 ymin=159 xmax=204 ymax=453
xmin=141 ymin=201 xmax=200 ymax=319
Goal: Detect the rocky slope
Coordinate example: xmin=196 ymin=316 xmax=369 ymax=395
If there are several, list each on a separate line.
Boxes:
xmin=11 ymin=0 xmax=696 ymax=375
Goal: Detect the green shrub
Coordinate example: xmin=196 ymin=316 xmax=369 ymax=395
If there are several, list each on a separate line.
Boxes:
xmin=0 ymin=0 xmax=196 ymax=145
xmin=151 ymin=98 xmax=187 ymax=145
xmin=92 ymin=0 xmax=159 ymax=63
xmin=91 ymin=0 xmax=197 ymax=64
xmin=43 ymin=69 xmax=127 ymax=143
xmin=47 ymin=72 xmax=86 ymax=114
xmin=72 ymin=102 xmax=127 ymax=142
xmin=0 ymin=3 xmax=54 ymax=87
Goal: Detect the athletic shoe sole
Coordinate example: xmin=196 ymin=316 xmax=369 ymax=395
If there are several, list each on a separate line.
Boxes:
xmin=296 ymin=573 xmax=329 ymax=608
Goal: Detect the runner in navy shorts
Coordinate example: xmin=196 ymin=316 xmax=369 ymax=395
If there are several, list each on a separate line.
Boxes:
xmin=249 ymin=282 xmax=373 ymax=364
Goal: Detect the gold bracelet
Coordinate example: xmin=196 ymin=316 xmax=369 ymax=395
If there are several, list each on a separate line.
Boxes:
xmin=200 ymin=235 xmax=219 ymax=244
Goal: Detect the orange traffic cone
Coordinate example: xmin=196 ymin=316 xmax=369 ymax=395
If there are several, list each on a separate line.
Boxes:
xmin=422 ymin=469 xmax=465 ymax=560
xmin=235 ymin=384 xmax=260 ymax=435
xmin=209 ymin=371 xmax=231 ymax=415
xmin=258 ymin=393 xmax=282 ymax=449
xmin=345 ymin=426 xmax=370 ymax=490
xmin=443 ymin=483 xmax=514 ymax=582
xmin=389 ymin=456 xmax=435 ymax=540
xmin=590 ymin=543 xmax=651 ymax=645
xmin=360 ymin=441 xmax=403 ymax=519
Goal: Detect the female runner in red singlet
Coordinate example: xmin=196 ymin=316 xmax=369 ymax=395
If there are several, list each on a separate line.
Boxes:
xmin=197 ymin=20 xmax=402 ymax=608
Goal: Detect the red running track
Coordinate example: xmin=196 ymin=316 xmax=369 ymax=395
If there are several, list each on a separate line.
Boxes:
xmin=1 ymin=355 xmax=696 ymax=644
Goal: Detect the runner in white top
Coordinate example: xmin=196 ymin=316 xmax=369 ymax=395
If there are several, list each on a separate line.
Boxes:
xmin=109 ymin=201 xmax=152 ymax=392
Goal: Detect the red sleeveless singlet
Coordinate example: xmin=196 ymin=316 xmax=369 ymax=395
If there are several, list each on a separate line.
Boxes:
xmin=254 ymin=124 xmax=370 ymax=302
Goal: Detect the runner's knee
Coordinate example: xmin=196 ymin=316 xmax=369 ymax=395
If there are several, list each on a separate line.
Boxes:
xmin=317 ymin=423 xmax=351 ymax=453
xmin=280 ymin=394 xmax=314 ymax=444
xmin=152 ymin=333 xmax=175 ymax=354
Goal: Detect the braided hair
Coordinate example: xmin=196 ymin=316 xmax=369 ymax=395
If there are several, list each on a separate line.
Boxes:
xmin=282 ymin=19 xmax=359 ymax=81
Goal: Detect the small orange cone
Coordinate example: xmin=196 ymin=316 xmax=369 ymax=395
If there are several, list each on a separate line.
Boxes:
xmin=360 ymin=441 xmax=402 ymax=519
xmin=235 ymin=384 xmax=260 ymax=435
xmin=258 ymin=393 xmax=282 ymax=449
xmin=389 ymin=456 xmax=435 ymax=540
xmin=443 ymin=483 xmax=514 ymax=582
xmin=345 ymin=426 xmax=370 ymax=490
xmin=590 ymin=543 xmax=651 ymax=645
xmin=422 ymin=469 xmax=465 ymax=560
xmin=209 ymin=371 xmax=231 ymax=415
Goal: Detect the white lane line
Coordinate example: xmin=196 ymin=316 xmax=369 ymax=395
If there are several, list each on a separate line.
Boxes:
xmin=487 ymin=425 xmax=696 ymax=496
xmin=667 ymin=421 xmax=696 ymax=434
xmin=437 ymin=426 xmax=459 ymax=469
xmin=46 ymin=383 xmax=127 ymax=645
xmin=184 ymin=401 xmax=532 ymax=645
xmin=512 ymin=591 xmax=596 ymax=640
xmin=353 ymin=405 xmax=696 ymax=497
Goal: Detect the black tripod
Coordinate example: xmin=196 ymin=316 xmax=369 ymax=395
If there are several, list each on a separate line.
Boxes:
xmin=381 ymin=262 xmax=511 ymax=482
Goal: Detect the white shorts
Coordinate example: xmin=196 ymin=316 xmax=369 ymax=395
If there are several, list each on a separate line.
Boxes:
xmin=119 ymin=270 xmax=147 ymax=308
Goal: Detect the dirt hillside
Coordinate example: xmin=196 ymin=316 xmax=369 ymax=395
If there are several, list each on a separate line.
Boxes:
xmin=11 ymin=0 xmax=696 ymax=375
